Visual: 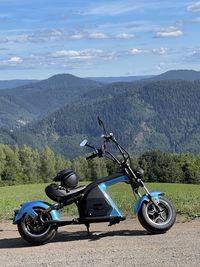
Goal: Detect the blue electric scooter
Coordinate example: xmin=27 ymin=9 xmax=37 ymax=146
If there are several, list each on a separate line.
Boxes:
xmin=13 ymin=117 xmax=176 ymax=245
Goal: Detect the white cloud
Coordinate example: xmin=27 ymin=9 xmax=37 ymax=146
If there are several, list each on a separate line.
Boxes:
xmin=185 ymin=47 xmax=200 ymax=62
xmin=80 ymin=4 xmax=140 ymax=16
xmin=154 ymin=27 xmax=183 ymax=38
xmin=0 ymin=56 xmax=23 ymax=66
xmin=69 ymin=34 xmax=84 ymax=40
xmin=155 ymin=61 xmax=179 ymax=71
xmin=192 ymin=17 xmax=200 ymax=23
xmin=53 ymin=50 xmax=92 ymax=59
xmin=87 ymin=32 xmax=107 ymax=39
xmin=0 ymin=47 xmax=117 ymax=71
xmin=52 ymin=49 xmax=104 ymax=60
xmin=27 ymin=29 xmax=65 ymax=42
xmin=155 ymin=64 xmax=163 ymax=71
xmin=8 ymin=56 xmax=23 ymax=63
xmin=152 ymin=47 xmax=170 ymax=55
xmin=114 ymin=33 xmax=135 ymax=39
xmin=187 ymin=2 xmax=200 ymax=12
xmin=130 ymin=48 xmax=143 ymax=55
xmin=3 ymin=29 xmax=110 ymax=43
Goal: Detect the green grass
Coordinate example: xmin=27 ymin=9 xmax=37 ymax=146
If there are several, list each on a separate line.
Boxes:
xmin=108 ymin=183 xmax=200 ymax=218
xmin=0 ymin=182 xmax=199 ymax=221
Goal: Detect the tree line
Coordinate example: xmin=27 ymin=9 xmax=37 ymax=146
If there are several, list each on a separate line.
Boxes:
xmin=0 ymin=144 xmax=200 ymax=186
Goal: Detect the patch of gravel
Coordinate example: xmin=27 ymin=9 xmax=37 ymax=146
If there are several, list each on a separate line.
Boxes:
xmin=0 ymin=218 xmax=199 ymax=267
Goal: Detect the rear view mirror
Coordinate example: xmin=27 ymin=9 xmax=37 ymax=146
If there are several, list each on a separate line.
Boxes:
xmin=80 ymin=139 xmax=88 ymax=147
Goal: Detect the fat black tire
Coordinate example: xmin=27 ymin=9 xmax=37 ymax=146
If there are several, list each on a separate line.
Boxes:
xmin=138 ymin=196 xmax=176 ymax=234
xmin=17 ymin=207 xmax=57 ymax=245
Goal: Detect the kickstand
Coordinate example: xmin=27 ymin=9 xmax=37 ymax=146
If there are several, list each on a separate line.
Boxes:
xmin=85 ymin=223 xmax=90 ymax=236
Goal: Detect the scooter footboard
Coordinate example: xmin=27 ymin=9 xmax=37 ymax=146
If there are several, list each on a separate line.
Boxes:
xmin=134 ymin=191 xmax=164 ymax=215
xmin=13 ymin=201 xmax=61 ymax=224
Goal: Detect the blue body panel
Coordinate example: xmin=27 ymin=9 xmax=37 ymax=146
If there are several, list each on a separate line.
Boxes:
xmin=13 ymin=201 xmax=62 ymax=224
xmin=13 ymin=175 xmax=164 ymax=224
xmin=98 ymin=175 xmax=129 ymax=218
xmin=134 ymin=191 xmax=164 ymax=214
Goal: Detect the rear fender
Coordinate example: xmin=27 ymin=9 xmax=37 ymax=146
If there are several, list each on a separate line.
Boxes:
xmin=13 ymin=201 xmax=61 ymax=224
xmin=134 ymin=191 xmax=164 ymax=215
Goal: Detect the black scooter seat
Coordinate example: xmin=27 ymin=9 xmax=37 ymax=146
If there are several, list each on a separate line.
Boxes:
xmin=66 ymin=186 xmax=86 ymax=196
xmin=45 ymin=184 xmax=86 ymax=203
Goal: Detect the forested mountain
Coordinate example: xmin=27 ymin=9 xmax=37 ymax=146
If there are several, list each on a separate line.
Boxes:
xmin=0 ymin=74 xmax=101 ymax=129
xmin=147 ymin=69 xmax=200 ymax=81
xmin=2 ymin=77 xmax=200 ymax=158
xmin=89 ymin=70 xmax=200 ymax=83
xmin=0 ymin=95 xmax=34 ymax=129
xmin=0 ymin=79 xmax=38 ymax=90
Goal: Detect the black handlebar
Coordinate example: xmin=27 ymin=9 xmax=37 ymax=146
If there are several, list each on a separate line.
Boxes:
xmin=85 ymin=146 xmax=105 ymax=161
xmin=86 ymin=152 xmax=98 ymax=161
xmin=101 ymin=133 xmax=114 ymax=142
xmin=83 ymin=118 xmax=130 ymax=165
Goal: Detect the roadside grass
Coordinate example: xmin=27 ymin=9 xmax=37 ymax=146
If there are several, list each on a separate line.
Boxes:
xmin=0 ymin=182 xmax=199 ymax=221
xmin=108 ymin=183 xmax=200 ymax=219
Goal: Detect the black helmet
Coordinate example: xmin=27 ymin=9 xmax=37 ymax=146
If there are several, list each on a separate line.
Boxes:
xmin=53 ymin=169 xmax=78 ymax=189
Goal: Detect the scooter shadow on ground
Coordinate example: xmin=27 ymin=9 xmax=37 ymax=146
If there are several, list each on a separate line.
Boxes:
xmin=0 ymin=229 xmax=148 ymax=249
xmin=55 ymin=228 xmax=149 ymax=242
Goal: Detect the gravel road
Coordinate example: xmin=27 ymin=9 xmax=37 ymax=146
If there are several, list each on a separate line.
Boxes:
xmin=0 ymin=218 xmax=199 ymax=267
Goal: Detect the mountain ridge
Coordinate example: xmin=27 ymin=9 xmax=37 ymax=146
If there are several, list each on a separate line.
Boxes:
xmin=1 ymin=70 xmax=200 ymax=158
xmin=0 ymin=79 xmax=39 ymax=90
xmin=3 ymin=78 xmax=200 ymax=158
xmin=146 ymin=69 xmax=200 ymax=81
xmin=0 ymin=73 xmax=101 ymax=129
xmin=1 ymin=69 xmax=200 ymax=89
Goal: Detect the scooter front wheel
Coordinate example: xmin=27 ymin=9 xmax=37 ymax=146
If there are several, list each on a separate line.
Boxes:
xmin=17 ymin=207 xmax=57 ymax=245
xmin=138 ymin=196 xmax=176 ymax=234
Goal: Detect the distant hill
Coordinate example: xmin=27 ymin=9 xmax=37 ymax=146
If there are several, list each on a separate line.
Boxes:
xmin=4 ymin=78 xmax=200 ymax=158
xmin=0 ymin=79 xmax=38 ymax=89
xmin=88 ymin=70 xmax=200 ymax=83
xmin=88 ymin=75 xmax=153 ymax=83
xmin=2 ymin=70 xmax=200 ymax=158
xmin=148 ymin=69 xmax=200 ymax=81
xmin=0 ymin=74 xmax=101 ymax=129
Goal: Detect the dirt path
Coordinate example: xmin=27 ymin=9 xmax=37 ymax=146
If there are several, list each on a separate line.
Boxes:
xmin=0 ymin=219 xmax=199 ymax=267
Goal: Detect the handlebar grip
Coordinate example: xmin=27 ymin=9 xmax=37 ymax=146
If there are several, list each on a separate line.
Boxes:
xmin=86 ymin=153 xmax=98 ymax=161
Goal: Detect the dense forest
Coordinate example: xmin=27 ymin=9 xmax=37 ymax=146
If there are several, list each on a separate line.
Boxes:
xmin=0 ymin=144 xmax=199 ymax=186
xmin=0 ymin=74 xmax=100 ymax=129
xmin=1 ymin=71 xmax=200 ymax=185
xmin=3 ymin=79 xmax=200 ymax=158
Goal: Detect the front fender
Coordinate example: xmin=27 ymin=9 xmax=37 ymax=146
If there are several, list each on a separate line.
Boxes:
xmin=134 ymin=191 xmax=164 ymax=215
xmin=13 ymin=201 xmax=62 ymax=224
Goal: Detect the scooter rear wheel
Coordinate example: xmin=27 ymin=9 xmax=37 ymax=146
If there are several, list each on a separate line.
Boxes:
xmin=17 ymin=207 xmax=57 ymax=245
xmin=138 ymin=196 xmax=176 ymax=234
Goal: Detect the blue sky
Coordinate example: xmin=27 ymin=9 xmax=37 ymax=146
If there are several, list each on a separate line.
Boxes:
xmin=0 ymin=0 xmax=200 ymax=79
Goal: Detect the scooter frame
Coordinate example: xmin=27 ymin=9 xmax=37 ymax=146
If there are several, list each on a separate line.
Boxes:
xmin=13 ymin=173 xmax=163 ymax=234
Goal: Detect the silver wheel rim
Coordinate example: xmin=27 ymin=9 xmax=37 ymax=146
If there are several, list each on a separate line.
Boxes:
xmin=145 ymin=199 xmax=172 ymax=226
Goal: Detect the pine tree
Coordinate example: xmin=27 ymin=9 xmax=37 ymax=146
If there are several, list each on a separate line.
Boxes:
xmin=72 ymin=157 xmax=90 ymax=181
xmin=88 ymin=158 xmax=108 ymax=181
xmin=1 ymin=145 xmax=22 ymax=185
xmin=17 ymin=145 xmax=39 ymax=184
xmin=39 ymin=146 xmax=56 ymax=182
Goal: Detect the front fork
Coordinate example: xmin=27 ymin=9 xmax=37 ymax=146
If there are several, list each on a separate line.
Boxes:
xmin=140 ymin=180 xmax=161 ymax=209
xmin=132 ymin=179 xmax=163 ymax=214
xmin=125 ymin=165 xmax=160 ymax=208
